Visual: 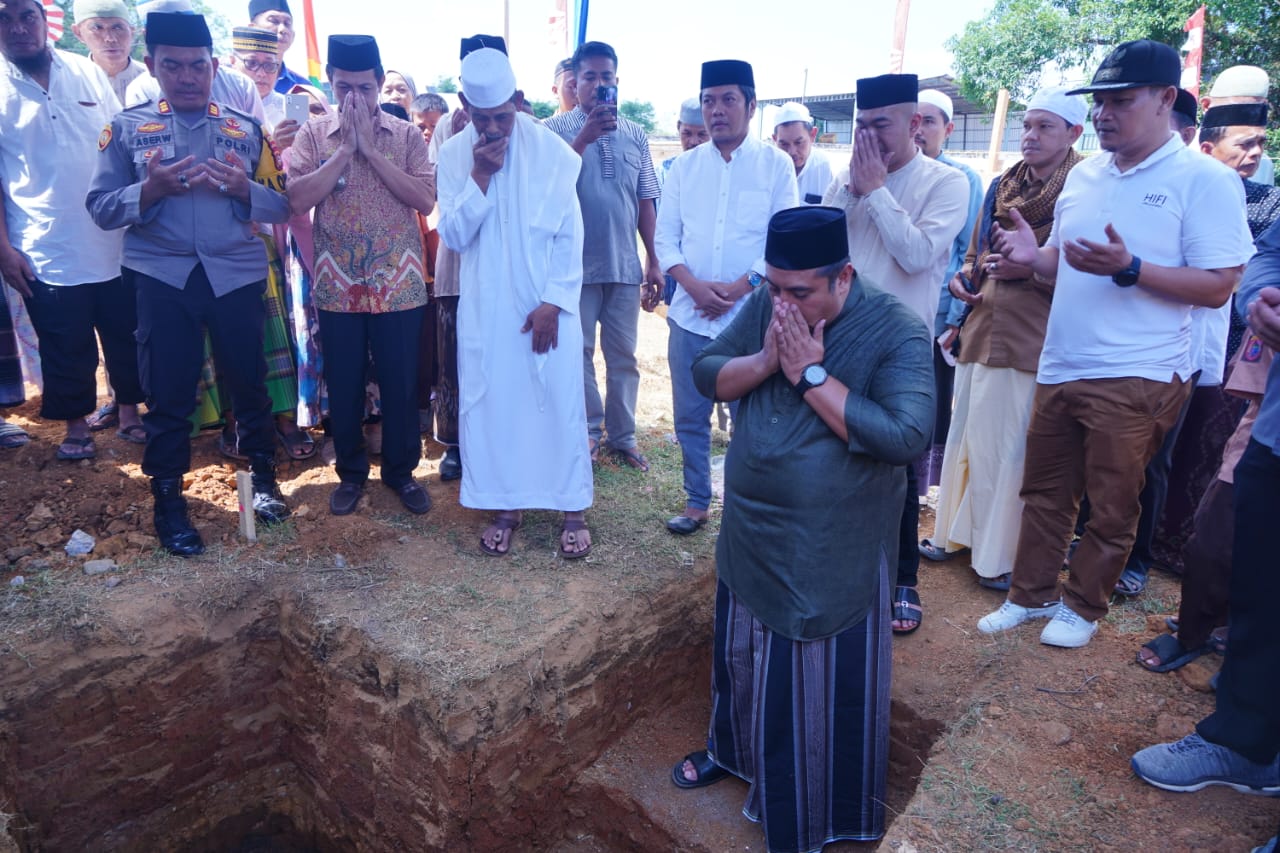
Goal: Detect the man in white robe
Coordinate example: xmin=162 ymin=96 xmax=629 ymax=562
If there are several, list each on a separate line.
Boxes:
xmin=437 ymin=47 xmax=593 ymax=558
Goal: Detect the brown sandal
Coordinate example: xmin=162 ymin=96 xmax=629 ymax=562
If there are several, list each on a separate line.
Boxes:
xmin=480 ymin=513 xmax=522 ymax=556
xmin=560 ymin=518 xmax=592 ymax=559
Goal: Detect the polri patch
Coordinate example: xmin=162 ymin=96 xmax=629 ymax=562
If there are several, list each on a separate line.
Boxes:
xmin=97 ymin=125 xmax=112 ymax=151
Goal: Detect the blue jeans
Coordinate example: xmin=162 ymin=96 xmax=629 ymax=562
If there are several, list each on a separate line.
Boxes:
xmin=667 ymin=319 xmax=736 ymax=511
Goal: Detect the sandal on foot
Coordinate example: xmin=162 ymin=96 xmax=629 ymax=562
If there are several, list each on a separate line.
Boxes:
xmin=892 ymin=586 xmax=922 ymax=635
xmin=560 ymin=518 xmax=592 ymax=559
xmin=56 ymin=435 xmax=95 ymax=460
xmin=919 ymin=538 xmax=963 ymax=561
xmin=978 ymin=572 xmax=1012 ymax=591
xmin=1114 ymin=567 xmax=1148 ymax=597
xmin=671 ymin=750 xmax=729 ymax=789
xmin=218 ymin=428 xmax=248 ymax=461
xmin=277 ymin=425 xmax=317 ymax=460
xmin=1166 ymin=616 xmax=1180 ymax=633
xmin=1209 ymin=626 xmax=1229 ymax=655
xmin=116 ymin=423 xmax=147 ymax=445
xmin=480 ymin=514 xmax=522 ymax=556
xmin=0 ymin=421 xmax=29 ymax=448
xmin=86 ymin=401 xmax=119 ymax=431
xmin=1137 ymin=633 xmax=1207 ymax=673
xmin=611 ymin=446 xmax=649 ymax=472
xmin=588 ymin=437 xmax=601 ymax=464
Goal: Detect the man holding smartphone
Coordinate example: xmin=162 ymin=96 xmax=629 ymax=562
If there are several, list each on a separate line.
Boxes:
xmin=543 ymin=41 xmax=662 ymax=472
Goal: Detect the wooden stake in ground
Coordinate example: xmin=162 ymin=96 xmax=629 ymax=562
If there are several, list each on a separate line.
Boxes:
xmin=235 ymin=471 xmax=257 ymax=542
xmin=987 ymin=88 xmax=1011 ymax=176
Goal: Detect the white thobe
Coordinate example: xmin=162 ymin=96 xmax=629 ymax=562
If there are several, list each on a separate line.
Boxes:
xmin=823 ymin=148 xmax=970 ymax=329
xmin=796 ymin=150 xmax=833 ymax=204
xmin=437 ymin=113 xmax=593 ymax=511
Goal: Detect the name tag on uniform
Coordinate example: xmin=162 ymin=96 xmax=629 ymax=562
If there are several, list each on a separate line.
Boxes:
xmin=131 ymin=120 xmax=176 ymax=164
xmin=214 ymin=117 xmax=254 ymax=173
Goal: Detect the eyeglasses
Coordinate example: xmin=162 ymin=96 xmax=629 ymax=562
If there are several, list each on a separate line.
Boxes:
xmin=236 ymin=57 xmax=280 ymax=74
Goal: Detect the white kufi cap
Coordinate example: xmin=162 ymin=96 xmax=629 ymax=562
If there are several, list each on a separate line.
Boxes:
xmin=460 ymin=47 xmax=517 ymax=110
xmin=917 ymin=88 xmax=953 ymax=121
xmin=1026 ymin=86 xmax=1087 ymax=127
xmin=1209 ymin=65 xmax=1270 ymax=99
xmin=773 ymin=101 xmax=813 ymax=128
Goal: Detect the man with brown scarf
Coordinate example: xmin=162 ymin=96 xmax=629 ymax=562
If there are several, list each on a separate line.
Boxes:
xmin=930 ymin=87 xmax=1086 ymax=589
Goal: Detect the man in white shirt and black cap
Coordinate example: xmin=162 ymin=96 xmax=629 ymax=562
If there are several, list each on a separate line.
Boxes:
xmin=436 ymin=45 xmax=594 ymax=559
xmin=771 ymin=100 xmax=831 ymax=204
xmin=654 ymin=58 xmax=796 ymax=536
xmin=823 ymin=72 xmax=970 ymax=635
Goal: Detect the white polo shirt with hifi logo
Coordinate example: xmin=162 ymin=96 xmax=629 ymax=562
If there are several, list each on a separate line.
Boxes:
xmin=1038 ymin=133 xmax=1253 ymax=384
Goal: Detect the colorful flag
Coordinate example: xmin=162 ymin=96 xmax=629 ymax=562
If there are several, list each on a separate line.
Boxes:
xmin=43 ymin=0 xmax=64 ymax=45
xmin=301 ymin=0 xmax=323 ymax=88
xmin=1181 ymin=4 xmax=1206 ymax=99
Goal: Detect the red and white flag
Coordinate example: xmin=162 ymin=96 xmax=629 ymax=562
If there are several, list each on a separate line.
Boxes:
xmin=1181 ymin=5 xmax=1206 ymax=99
xmin=43 ymin=0 xmax=64 ymax=44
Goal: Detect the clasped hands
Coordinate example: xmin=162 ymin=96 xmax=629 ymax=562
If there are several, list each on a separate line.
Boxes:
xmin=145 ymin=153 xmax=251 ymax=203
xmin=759 ymin=298 xmax=825 ymax=386
xmin=337 ymin=92 xmax=378 ymax=158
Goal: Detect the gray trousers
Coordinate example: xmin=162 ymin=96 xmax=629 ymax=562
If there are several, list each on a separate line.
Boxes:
xmin=581 ymin=282 xmax=641 ymax=451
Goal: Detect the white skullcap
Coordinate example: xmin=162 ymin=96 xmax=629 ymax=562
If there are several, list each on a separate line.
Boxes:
xmin=74 ymin=0 xmax=130 ymax=21
xmin=1026 ymin=86 xmax=1087 ymax=127
xmin=460 ymin=47 xmax=516 ymax=110
xmin=137 ymin=0 xmax=194 ymax=14
xmin=773 ymin=101 xmax=813 ymax=128
xmin=678 ymin=98 xmax=703 ymax=126
xmin=917 ymin=88 xmax=953 ymax=121
xmin=1209 ymin=65 xmax=1270 ymax=99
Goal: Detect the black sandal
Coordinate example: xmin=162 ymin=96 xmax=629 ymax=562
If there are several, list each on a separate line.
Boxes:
xmin=671 ymin=750 xmax=729 ymax=789
xmin=892 ymin=585 xmax=923 ymax=635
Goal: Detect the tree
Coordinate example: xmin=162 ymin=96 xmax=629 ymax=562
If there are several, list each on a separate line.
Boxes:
xmin=947 ymin=0 xmax=1279 ymax=118
xmin=435 ymin=76 xmax=458 ymax=93
xmin=619 ymin=99 xmax=656 ymax=133
xmin=527 ymin=99 xmax=556 ymax=120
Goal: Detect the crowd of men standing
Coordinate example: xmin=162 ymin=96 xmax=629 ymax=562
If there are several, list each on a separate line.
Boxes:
xmin=2 ymin=1 xmax=1280 ymax=848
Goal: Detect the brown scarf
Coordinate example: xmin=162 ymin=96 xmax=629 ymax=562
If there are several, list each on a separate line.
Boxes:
xmin=973 ymin=148 xmax=1083 ymax=282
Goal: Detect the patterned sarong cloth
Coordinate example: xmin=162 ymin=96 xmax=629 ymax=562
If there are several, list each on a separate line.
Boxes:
xmin=707 ymin=556 xmax=892 ymax=853
xmin=0 ymin=284 xmax=25 ymax=406
xmin=6 ymin=287 xmax=39 ymax=393
xmin=286 ymin=225 xmax=325 ymax=428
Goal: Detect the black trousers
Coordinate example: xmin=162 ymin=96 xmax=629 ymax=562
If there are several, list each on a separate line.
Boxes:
xmin=22 ymin=276 xmax=143 ymax=420
xmin=897 ymin=462 xmax=920 ymax=588
xmin=433 ymin=295 xmax=460 ymax=446
xmin=317 ymin=307 xmax=423 ymax=488
xmin=134 ymin=266 xmax=273 ymax=479
xmin=1196 ymin=439 xmax=1280 ymax=765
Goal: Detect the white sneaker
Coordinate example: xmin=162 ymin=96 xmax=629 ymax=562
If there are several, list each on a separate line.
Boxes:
xmin=977 ymin=599 xmax=1060 ymax=634
xmin=1039 ymin=604 xmax=1098 ymax=648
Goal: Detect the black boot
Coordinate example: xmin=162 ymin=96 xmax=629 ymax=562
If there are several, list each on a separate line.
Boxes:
xmin=151 ymin=477 xmax=204 ymax=557
xmin=439 ymin=445 xmax=462 ymax=481
xmin=250 ymin=455 xmax=290 ymax=524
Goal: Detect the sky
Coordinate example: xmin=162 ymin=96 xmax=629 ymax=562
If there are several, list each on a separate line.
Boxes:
xmin=206 ymin=0 xmax=999 ymax=127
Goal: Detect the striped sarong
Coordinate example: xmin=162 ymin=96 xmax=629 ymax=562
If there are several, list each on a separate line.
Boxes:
xmin=0 ymin=284 xmax=24 ymax=406
xmin=707 ymin=559 xmax=892 ymax=853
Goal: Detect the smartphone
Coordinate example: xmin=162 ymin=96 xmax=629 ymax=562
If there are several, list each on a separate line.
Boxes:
xmin=596 ymin=84 xmax=618 ymax=116
xmin=285 ymin=93 xmax=310 ymax=126
xmin=958 ymin=272 xmax=978 ymax=294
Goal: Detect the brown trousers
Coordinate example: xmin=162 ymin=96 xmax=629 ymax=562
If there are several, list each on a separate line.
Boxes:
xmin=1009 ymin=376 xmax=1191 ymax=621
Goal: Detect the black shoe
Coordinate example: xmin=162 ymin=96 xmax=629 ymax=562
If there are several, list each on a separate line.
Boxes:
xmin=329 ymin=482 xmax=364 ymax=516
xmin=151 ymin=477 xmax=204 ymax=557
xmin=666 ymin=514 xmax=708 ymax=535
xmin=391 ymin=480 xmax=431 ymax=514
xmin=249 ymin=455 xmax=291 ymax=524
xmin=439 ymin=446 xmax=462 ymax=481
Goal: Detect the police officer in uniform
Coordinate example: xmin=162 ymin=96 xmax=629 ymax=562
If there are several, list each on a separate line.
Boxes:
xmin=86 ymin=11 xmax=290 ymax=556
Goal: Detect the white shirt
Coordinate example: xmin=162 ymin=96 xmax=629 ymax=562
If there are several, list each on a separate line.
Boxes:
xmin=261 ymin=89 xmax=286 ymax=129
xmin=0 ymin=49 xmax=123 ymax=285
xmin=796 ymin=149 xmax=833 ymax=204
xmin=1189 ymin=303 xmax=1231 ymax=386
xmin=824 ymin=148 xmax=971 ymax=329
xmin=125 ymin=66 xmax=265 ymax=124
xmin=655 ymin=137 xmax=797 ymax=338
xmin=1039 ymin=133 xmax=1254 ymax=384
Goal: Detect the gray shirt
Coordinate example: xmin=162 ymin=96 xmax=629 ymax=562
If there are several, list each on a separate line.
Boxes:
xmin=693 ymin=282 xmax=935 ymax=639
xmin=86 ymin=100 xmax=289 ymax=294
xmin=543 ymin=108 xmax=659 ymax=285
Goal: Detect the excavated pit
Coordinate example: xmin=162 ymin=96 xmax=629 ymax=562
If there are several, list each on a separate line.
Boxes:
xmin=0 ymin=569 xmax=948 ymax=851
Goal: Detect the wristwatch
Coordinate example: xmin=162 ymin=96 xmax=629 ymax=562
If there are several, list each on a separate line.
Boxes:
xmin=1112 ymin=254 xmax=1141 ymax=287
xmin=748 ymin=270 xmax=765 ymax=289
xmin=793 ymin=363 xmax=828 ymax=395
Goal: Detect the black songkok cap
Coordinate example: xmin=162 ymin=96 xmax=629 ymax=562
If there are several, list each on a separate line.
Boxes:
xmin=327 ymin=35 xmax=380 ymax=72
xmin=145 ymin=12 xmax=212 ymax=48
xmin=248 ymin=0 xmax=289 ymax=19
xmin=1173 ymin=88 xmax=1198 ymax=126
xmin=1202 ymin=103 xmax=1269 ymax=129
xmin=765 ymin=207 xmax=850 ymax=271
xmin=1067 ymin=39 xmax=1180 ymax=95
xmin=701 ymin=59 xmax=754 ymax=90
xmin=856 ymin=74 xmax=919 ymax=110
xmin=460 ymin=34 xmax=507 ymax=60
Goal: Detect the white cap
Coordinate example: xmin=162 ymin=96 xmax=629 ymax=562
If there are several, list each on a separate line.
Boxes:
xmin=460 ymin=47 xmax=517 ymax=110
xmin=917 ymin=89 xmax=953 ymax=122
xmin=773 ymin=101 xmax=812 ymax=128
xmin=137 ymin=0 xmax=194 ymax=14
xmin=73 ymin=0 xmax=131 ymax=21
xmin=678 ymin=98 xmax=703 ymax=127
xmin=1026 ymin=85 xmax=1087 ymax=127
xmin=1209 ymin=65 xmax=1270 ymax=99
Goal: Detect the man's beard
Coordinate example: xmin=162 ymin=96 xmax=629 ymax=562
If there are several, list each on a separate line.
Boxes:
xmin=12 ymin=47 xmax=52 ymax=77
